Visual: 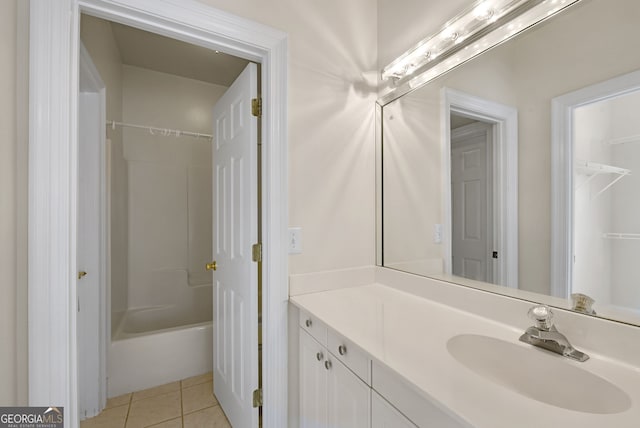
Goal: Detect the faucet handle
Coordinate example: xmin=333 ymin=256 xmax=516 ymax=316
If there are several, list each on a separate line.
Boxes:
xmin=571 ymin=293 xmax=596 ymax=315
xmin=528 ymin=305 xmax=553 ymax=330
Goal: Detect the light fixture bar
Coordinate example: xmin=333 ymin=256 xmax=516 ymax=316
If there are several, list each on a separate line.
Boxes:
xmin=381 ymin=0 xmax=579 ymax=88
xmin=379 ymin=0 xmax=581 ymax=105
xmin=382 ymin=0 xmax=534 ymax=80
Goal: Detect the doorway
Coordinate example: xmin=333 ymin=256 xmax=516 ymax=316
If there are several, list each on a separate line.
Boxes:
xmin=441 ymin=87 xmax=519 ymax=289
xmin=450 ymin=117 xmax=494 ymax=283
xmin=78 ymin=13 xmax=260 ymax=426
xmin=28 ymin=2 xmax=288 ymax=428
xmin=551 ymin=69 xmax=640 ymax=305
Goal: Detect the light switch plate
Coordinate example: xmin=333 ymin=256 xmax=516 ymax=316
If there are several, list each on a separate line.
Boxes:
xmin=433 ymin=224 xmax=443 ymax=244
xmin=289 ymin=227 xmax=303 ymax=254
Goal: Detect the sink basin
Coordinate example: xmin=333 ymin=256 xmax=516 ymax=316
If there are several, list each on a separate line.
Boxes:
xmin=447 ymin=334 xmax=631 ymax=414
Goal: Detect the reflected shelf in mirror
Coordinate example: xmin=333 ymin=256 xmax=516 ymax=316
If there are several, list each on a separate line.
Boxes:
xmin=603 ymin=233 xmax=640 ymax=240
xmin=574 ymin=160 xmax=631 ymax=199
xmin=607 ymin=133 xmax=640 ymax=146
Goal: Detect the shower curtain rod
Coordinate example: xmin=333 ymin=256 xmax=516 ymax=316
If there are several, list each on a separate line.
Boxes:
xmin=106 ymin=120 xmax=213 ymax=141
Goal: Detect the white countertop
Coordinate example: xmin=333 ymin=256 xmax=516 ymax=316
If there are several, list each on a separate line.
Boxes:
xmin=290 ymin=283 xmax=640 ymax=428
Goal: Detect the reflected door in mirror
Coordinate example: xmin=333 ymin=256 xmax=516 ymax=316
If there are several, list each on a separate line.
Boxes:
xmin=451 ymin=120 xmax=494 ymax=283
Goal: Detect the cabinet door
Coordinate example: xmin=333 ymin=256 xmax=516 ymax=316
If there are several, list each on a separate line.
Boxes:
xmin=300 ymin=329 xmax=328 ymax=428
xmin=326 ymin=356 xmax=371 ymax=428
xmin=372 ymin=391 xmax=417 ymax=428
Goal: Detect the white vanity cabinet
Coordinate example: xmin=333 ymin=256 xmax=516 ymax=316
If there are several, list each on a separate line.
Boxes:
xmin=373 ymin=361 xmax=468 ymax=428
xmin=292 ymin=281 xmax=640 ymax=428
xmin=297 ymin=307 xmax=469 ymax=428
xmin=326 ymin=347 xmax=371 ymax=427
xmin=371 ymin=391 xmax=417 ymax=428
xmin=299 ymin=312 xmax=371 ymax=428
xmin=299 ymin=327 xmax=329 ymax=428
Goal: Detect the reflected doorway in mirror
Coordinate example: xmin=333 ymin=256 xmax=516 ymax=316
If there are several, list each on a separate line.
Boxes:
xmin=442 ymin=88 xmax=519 ymax=289
xmin=451 ymin=119 xmax=494 ymax=283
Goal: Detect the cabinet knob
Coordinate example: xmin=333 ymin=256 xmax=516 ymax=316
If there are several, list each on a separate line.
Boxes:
xmin=338 ymin=345 xmax=347 ymax=356
xmin=324 ymin=360 xmax=332 ymax=370
xmin=316 ymin=352 xmax=323 ymax=361
xmin=305 ymin=319 xmax=312 ymax=328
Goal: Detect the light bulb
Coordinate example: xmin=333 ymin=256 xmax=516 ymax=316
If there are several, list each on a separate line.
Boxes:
xmin=442 ymin=27 xmax=459 ymax=42
xmin=474 ymin=2 xmax=495 ymax=21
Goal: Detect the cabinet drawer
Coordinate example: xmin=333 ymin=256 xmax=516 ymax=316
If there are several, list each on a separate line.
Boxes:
xmin=372 ymin=361 xmax=470 ymax=428
xmin=299 ymin=310 xmax=327 ymax=346
xmin=328 ymin=330 xmax=371 ymax=385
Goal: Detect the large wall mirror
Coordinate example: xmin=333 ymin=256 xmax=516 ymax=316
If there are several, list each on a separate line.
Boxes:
xmin=378 ymin=0 xmax=640 ymax=326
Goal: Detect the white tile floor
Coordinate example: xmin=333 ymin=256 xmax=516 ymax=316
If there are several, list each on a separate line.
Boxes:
xmin=81 ymin=372 xmax=231 ymax=428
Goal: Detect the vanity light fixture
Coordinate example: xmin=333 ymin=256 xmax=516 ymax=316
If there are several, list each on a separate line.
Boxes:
xmin=381 ymin=0 xmax=578 ymax=86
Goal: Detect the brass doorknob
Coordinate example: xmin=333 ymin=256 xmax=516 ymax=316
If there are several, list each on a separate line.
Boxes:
xmin=78 ymin=271 xmax=87 ymax=279
xmin=206 ymin=261 xmax=217 ymax=271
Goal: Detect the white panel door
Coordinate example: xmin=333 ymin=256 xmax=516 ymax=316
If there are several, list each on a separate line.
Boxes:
xmin=451 ymin=123 xmax=493 ymax=282
xmin=77 ymin=92 xmax=103 ymax=419
xmin=326 ymin=356 xmax=370 ymax=428
xmin=77 ymin=44 xmax=106 ymax=420
xmin=212 ymin=63 xmax=259 ymax=428
xmin=299 ymin=330 xmax=328 ymax=428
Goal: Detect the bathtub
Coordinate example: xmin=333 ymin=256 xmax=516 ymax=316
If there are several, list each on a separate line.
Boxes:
xmin=108 ymin=303 xmax=213 ymax=397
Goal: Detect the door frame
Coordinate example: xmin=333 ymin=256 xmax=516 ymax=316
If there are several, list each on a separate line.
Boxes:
xmin=441 ymin=87 xmax=519 ymax=288
xmin=550 ymin=69 xmax=640 ymax=298
xmin=28 ymin=1 xmax=289 ymax=427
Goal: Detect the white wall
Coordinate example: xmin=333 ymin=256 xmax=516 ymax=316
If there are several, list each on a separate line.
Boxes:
xmin=81 ymin=16 xmax=129 ymax=327
xmin=382 ymin=90 xmax=443 ymax=273
xmin=0 ymin=0 xmax=18 ymax=406
xmin=197 ymin=0 xmax=378 ymax=277
xmin=121 ymin=65 xmax=225 ymax=310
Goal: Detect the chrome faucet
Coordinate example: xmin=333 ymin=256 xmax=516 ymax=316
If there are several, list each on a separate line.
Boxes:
xmin=519 ymin=305 xmax=589 ymax=362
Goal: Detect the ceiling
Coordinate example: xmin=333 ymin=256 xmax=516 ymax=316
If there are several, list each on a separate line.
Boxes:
xmin=450 ymin=114 xmax=478 ymax=129
xmin=108 ymin=20 xmax=250 ymax=87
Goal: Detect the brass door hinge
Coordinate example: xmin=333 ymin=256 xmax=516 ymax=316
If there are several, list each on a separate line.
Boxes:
xmin=251 ymin=98 xmax=262 ymax=118
xmin=252 ymin=243 xmax=262 ymax=263
xmin=252 ymin=388 xmax=263 ymax=407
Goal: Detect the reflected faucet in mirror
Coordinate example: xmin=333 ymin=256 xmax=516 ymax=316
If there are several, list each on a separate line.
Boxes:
xmin=571 ymin=293 xmax=596 ymax=315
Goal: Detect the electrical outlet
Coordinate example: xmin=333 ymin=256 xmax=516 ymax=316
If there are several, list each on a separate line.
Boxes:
xmin=289 ymin=227 xmax=303 ymax=254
